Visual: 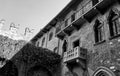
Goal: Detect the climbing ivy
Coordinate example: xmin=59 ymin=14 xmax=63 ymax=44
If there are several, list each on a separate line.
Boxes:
xmin=12 ymin=43 xmax=61 ymax=72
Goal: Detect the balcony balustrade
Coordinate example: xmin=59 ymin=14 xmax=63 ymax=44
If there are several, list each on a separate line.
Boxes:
xmin=56 ymin=0 xmax=115 ymax=39
xmin=56 ymin=22 xmax=66 ymax=40
xmin=56 ymin=26 xmax=61 ymax=34
xmin=95 ymin=0 xmax=116 ymax=14
xmin=83 ymin=1 xmax=93 ymax=14
xmin=75 ymin=8 xmax=83 ymax=20
xmin=63 ymin=46 xmax=87 ymax=63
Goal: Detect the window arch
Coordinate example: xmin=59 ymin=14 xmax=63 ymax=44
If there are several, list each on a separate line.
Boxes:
xmin=94 ymin=19 xmax=104 ymax=43
xmin=62 ymin=39 xmax=68 ymax=52
xmin=49 ymin=32 xmax=53 ymax=41
xmin=41 ymin=37 xmax=45 ymax=47
xmin=96 ymin=71 xmax=109 ymax=76
xmin=93 ymin=67 xmax=116 ymax=76
xmin=108 ymin=8 xmax=120 ymax=37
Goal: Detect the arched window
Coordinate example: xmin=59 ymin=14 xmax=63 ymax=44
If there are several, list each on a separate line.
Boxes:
xmin=49 ymin=32 xmax=53 ymax=41
xmin=41 ymin=37 xmax=45 ymax=46
xmin=93 ymin=67 xmax=116 ymax=76
xmin=108 ymin=8 xmax=120 ymax=37
xmin=96 ymin=71 xmax=109 ymax=76
xmin=62 ymin=39 xmax=68 ymax=52
xmin=94 ymin=19 xmax=104 ymax=43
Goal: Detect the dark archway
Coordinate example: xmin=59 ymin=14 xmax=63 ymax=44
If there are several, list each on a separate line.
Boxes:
xmin=62 ymin=39 xmax=68 ymax=52
xmin=0 ymin=60 xmax=18 ymax=76
xmin=27 ymin=65 xmax=52 ymax=76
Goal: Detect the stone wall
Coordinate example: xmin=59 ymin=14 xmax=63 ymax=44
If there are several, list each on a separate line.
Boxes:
xmin=80 ymin=4 xmax=120 ymax=76
xmin=60 ymin=3 xmax=120 ymax=76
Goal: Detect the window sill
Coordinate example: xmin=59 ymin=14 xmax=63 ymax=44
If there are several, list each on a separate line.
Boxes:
xmin=94 ymin=40 xmax=106 ymax=46
xmin=109 ymin=34 xmax=120 ymax=40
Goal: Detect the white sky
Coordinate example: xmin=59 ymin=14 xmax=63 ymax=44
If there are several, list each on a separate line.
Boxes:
xmin=0 ymin=0 xmax=71 ymax=39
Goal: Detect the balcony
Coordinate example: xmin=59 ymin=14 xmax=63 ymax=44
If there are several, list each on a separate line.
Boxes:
xmin=73 ymin=0 xmax=115 ymax=22
xmin=95 ymin=0 xmax=116 ymax=14
xmin=83 ymin=1 xmax=99 ymax=22
xmin=72 ymin=9 xmax=86 ymax=30
xmin=56 ymin=26 xmax=61 ymax=34
xmin=63 ymin=25 xmax=76 ymax=36
xmin=56 ymin=23 xmax=66 ymax=40
xmin=63 ymin=46 xmax=87 ymax=63
xmin=56 ymin=30 xmax=66 ymax=40
xmin=62 ymin=17 xmax=75 ymax=36
xmin=56 ymin=0 xmax=116 ymax=39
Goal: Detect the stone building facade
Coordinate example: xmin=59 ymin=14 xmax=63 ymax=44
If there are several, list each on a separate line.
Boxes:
xmin=31 ymin=0 xmax=120 ymax=76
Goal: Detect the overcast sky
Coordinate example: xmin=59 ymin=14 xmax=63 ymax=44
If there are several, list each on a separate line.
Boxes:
xmin=0 ymin=0 xmax=71 ymax=39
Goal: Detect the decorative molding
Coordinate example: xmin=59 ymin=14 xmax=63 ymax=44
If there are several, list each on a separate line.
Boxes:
xmin=92 ymin=66 xmax=115 ymax=76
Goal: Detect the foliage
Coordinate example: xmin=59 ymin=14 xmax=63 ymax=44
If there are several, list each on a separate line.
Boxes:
xmin=12 ymin=43 xmax=61 ymax=72
xmin=0 ymin=61 xmax=18 ymax=76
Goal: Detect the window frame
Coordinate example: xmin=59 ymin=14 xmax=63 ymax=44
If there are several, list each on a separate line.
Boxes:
xmin=49 ymin=32 xmax=53 ymax=41
xmin=62 ymin=39 xmax=68 ymax=52
xmin=108 ymin=8 xmax=120 ymax=39
xmin=94 ymin=19 xmax=105 ymax=44
xmin=41 ymin=37 xmax=45 ymax=47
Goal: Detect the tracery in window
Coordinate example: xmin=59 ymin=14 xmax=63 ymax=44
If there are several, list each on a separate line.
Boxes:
xmin=108 ymin=8 xmax=120 ymax=37
xmin=94 ymin=19 xmax=104 ymax=43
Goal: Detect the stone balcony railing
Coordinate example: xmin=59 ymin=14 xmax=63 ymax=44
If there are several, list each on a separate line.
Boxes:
xmin=56 ymin=0 xmax=114 ymax=39
xmin=56 ymin=1 xmax=95 ymax=35
xmin=83 ymin=1 xmax=93 ymax=14
xmin=63 ymin=46 xmax=87 ymax=63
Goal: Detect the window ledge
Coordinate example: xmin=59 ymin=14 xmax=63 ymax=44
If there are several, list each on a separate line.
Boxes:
xmin=109 ymin=34 xmax=120 ymax=40
xmin=94 ymin=40 xmax=106 ymax=46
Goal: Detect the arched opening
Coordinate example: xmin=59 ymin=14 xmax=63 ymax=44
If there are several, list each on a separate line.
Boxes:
xmin=62 ymin=39 xmax=68 ymax=52
xmin=0 ymin=60 xmax=18 ymax=76
xmin=108 ymin=8 xmax=120 ymax=37
xmin=49 ymin=32 xmax=53 ymax=41
xmin=27 ymin=65 xmax=52 ymax=76
xmin=94 ymin=19 xmax=104 ymax=43
xmin=96 ymin=71 xmax=110 ymax=76
xmin=41 ymin=37 xmax=45 ymax=46
xmin=93 ymin=67 xmax=115 ymax=76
